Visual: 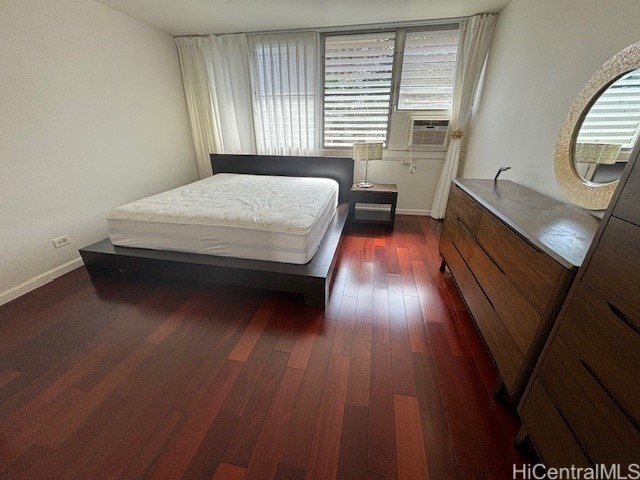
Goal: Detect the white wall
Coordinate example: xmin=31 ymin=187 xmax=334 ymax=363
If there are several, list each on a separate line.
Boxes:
xmin=0 ymin=0 xmax=197 ymax=304
xmin=322 ymin=111 xmax=449 ymax=214
xmin=461 ymin=0 xmax=640 ymax=202
xmin=321 ymin=148 xmax=446 ymax=215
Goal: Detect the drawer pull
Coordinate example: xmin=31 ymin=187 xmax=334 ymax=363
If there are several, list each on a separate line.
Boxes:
xmin=491 ymin=256 xmax=507 ymax=276
xmin=528 ymin=241 xmax=545 ymax=255
xmin=484 ymin=291 xmax=495 ymax=310
xmin=474 ymin=235 xmax=507 ymax=276
xmin=552 ymin=400 xmax=593 ymax=463
xmin=580 ymin=358 xmax=640 ymax=434
xmin=456 ymin=215 xmax=476 ymax=238
xmin=607 ymin=300 xmax=640 ymax=337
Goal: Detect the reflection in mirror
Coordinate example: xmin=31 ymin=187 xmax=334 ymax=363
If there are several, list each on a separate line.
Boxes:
xmin=573 ymin=69 xmax=640 ymax=184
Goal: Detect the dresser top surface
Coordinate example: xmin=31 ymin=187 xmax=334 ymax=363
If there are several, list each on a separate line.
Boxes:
xmin=454 ymin=179 xmax=601 ymax=269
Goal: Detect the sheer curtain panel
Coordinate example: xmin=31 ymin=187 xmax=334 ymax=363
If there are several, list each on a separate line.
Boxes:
xmin=176 ymin=34 xmax=256 ymax=178
xmin=430 ymin=14 xmax=497 ymax=219
xmin=249 ymin=32 xmax=320 ymax=156
xmin=175 ymin=37 xmax=220 ymax=178
xmin=201 ymin=34 xmax=256 ymax=155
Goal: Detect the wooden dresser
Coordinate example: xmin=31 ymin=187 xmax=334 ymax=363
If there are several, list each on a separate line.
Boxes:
xmin=519 ymin=151 xmax=640 ymax=466
xmin=438 ymin=179 xmax=600 ymax=401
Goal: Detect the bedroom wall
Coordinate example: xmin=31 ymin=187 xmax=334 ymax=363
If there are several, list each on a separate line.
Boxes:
xmin=322 ymin=148 xmax=445 ymax=215
xmin=0 ymin=0 xmax=197 ymax=304
xmin=461 ymin=0 xmax=640 ymax=201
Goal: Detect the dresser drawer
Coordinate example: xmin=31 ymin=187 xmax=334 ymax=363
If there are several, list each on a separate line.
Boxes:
xmin=613 ymin=159 xmax=640 ymax=226
xmin=519 ymin=381 xmax=589 ymax=468
xmin=464 ymin=233 xmax=541 ymax=355
xmin=557 ymin=283 xmax=640 ymax=424
xmin=443 ymin=206 xmax=475 ymax=261
xmin=439 ymin=220 xmax=523 ymax=388
xmin=461 ymin=256 xmax=523 ymax=390
xmin=539 ymin=314 xmax=640 ymax=464
xmin=448 ymin=184 xmax=482 ymax=236
xmin=447 ymin=211 xmax=540 ymax=355
xmin=582 ymin=216 xmax=640 ymax=327
xmin=442 ymin=203 xmax=550 ymax=396
xmin=476 ymin=211 xmax=566 ymax=315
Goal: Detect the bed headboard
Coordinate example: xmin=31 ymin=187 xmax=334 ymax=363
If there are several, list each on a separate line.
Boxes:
xmin=210 ymin=154 xmax=354 ymax=203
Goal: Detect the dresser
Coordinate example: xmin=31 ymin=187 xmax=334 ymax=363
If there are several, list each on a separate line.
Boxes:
xmin=518 ymin=151 xmax=640 ymax=466
xmin=438 ymin=179 xmax=600 ymax=401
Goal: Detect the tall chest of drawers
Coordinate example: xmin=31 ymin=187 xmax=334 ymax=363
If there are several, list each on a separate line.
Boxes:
xmin=438 ymin=179 xmax=599 ymax=401
xmin=518 ymin=151 xmax=640 ymax=466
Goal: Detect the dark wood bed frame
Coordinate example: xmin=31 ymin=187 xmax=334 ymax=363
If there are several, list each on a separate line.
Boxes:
xmin=79 ymin=154 xmax=354 ymax=308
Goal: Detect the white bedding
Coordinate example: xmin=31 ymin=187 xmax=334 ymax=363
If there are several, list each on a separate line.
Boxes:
xmin=106 ymin=173 xmax=339 ymax=264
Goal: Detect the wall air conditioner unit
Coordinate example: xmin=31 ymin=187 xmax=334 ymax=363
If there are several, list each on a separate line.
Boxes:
xmin=407 ymin=116 xmax=450 ymax=149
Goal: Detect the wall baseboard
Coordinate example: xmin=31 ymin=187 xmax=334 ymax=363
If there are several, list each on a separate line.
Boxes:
xmin=0 ymin=257 xmax=84 ymax=307
xmin=397 ymin=208 xmax=431 ymax=216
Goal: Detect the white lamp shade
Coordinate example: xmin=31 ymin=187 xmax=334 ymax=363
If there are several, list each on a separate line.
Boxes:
xmin=352 ymin=142 xmax=383 ymax=162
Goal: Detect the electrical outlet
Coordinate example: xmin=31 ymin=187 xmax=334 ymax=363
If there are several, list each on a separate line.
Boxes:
xmin=52 ymin=235 xmax=70 ymax=248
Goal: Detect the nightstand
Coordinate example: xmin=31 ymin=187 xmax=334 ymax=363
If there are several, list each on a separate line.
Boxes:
xmin=350 ymin=183 xmax=398 ymax=229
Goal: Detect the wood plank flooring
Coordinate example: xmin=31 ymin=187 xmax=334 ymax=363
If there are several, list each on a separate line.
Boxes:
xmin=0 ymin=216 xmax=526 ymax=479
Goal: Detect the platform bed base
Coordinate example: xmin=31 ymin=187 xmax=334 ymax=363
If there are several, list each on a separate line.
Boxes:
xmin=80 ymin=203 xmax=348 ymax=308
xmin=80 ymin=153 xmax=354 ymax=308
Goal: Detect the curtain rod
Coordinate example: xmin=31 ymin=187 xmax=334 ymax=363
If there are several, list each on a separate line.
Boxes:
xmin=173 ymin=15 xmax=468 ymax=38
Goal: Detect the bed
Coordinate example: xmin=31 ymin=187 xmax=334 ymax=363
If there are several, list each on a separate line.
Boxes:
xmin=79 ymin=154 xmax=354 ymax=307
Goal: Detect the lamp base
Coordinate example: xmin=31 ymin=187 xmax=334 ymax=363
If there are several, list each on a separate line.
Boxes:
xmin=356 ymin=182 xmax=375 ymax=188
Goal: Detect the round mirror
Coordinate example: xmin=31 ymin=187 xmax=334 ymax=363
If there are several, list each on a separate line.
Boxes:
xmin=555 ymin=41 xmax=640 ymax=210
xmin=573 ymin=69 xmax=640 ymax=184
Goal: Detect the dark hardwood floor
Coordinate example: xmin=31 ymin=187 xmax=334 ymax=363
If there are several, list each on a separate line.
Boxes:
xmin=0 ymin=216 xmax=526 ymax=479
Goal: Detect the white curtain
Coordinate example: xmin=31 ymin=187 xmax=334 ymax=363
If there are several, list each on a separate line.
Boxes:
xmin=175 ymin=35 xmax=256 ymax=178
xmin=201 ymin=34 xmax=256 ymax=155
xmin=430 ymin=14 xmax=497 ymax=219
xmin=248 ymin=32 xmax=320 ymax=156
xmin=175 ymin=37 xmax=220 ymax=178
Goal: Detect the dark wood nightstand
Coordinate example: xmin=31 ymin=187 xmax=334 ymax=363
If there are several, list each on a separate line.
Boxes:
xmin=350 ymin=183 xmax=398 ymax=229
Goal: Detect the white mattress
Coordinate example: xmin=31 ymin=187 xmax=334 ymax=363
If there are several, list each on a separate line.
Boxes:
xmin=106 ymin=173 xmax=339 ymax=264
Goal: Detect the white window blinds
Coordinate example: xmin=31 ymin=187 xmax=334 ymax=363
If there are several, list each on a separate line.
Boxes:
xmin=323 ymin=32 xmax=395 ymax=147
xmin=398 ymin=29 xmax=459 ymax=110
xmin=577 ymin=70 xmax=640 ymax=150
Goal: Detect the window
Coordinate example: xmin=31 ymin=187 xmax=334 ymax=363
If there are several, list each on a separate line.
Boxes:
xmin=397 ymin=29 xmax=459 ymax=110
xmin=323 ymin=26 xmax=459 ymax=148
xmin=323 ymin=33 xmax=396 ymax=148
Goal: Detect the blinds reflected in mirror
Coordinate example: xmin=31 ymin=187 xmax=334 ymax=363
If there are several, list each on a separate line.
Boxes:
xmin=577 ymin=69 xmax=640 ymax=150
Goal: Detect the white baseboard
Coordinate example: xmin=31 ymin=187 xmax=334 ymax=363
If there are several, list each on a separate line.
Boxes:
xmin=397 ymin=209 xmax=430 ymax=216
xmin=0 ymin=257 xmax=84 ymax=307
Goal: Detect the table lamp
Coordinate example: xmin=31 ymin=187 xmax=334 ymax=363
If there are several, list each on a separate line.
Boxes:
xmin=353 ymin=142 xmax=383 ymax=188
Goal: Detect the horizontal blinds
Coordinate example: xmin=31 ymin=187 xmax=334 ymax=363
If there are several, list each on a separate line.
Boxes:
xmin=577 ymin=70 xmax=640 ymax=149
xmin=324 ymin=33 xmax=395 ymax=147
xmin=398 ymin=29 xmax=459 ymax=110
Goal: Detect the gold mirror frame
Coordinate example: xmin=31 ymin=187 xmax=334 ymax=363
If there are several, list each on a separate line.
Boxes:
xmin=555 ymin=40 xmax=640 ymax=210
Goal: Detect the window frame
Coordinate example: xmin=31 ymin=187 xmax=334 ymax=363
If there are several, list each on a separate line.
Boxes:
xmin=320 ymin=22 xmax=460 ymax=150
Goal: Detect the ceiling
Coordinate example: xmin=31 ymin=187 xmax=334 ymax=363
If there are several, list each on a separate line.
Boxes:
xmin=94 ymin=0 xmax=511 ymax=36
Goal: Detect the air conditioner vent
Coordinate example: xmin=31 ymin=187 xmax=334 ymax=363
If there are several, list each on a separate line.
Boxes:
xmin=408 ymin=118 xmax=450 ymax=147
